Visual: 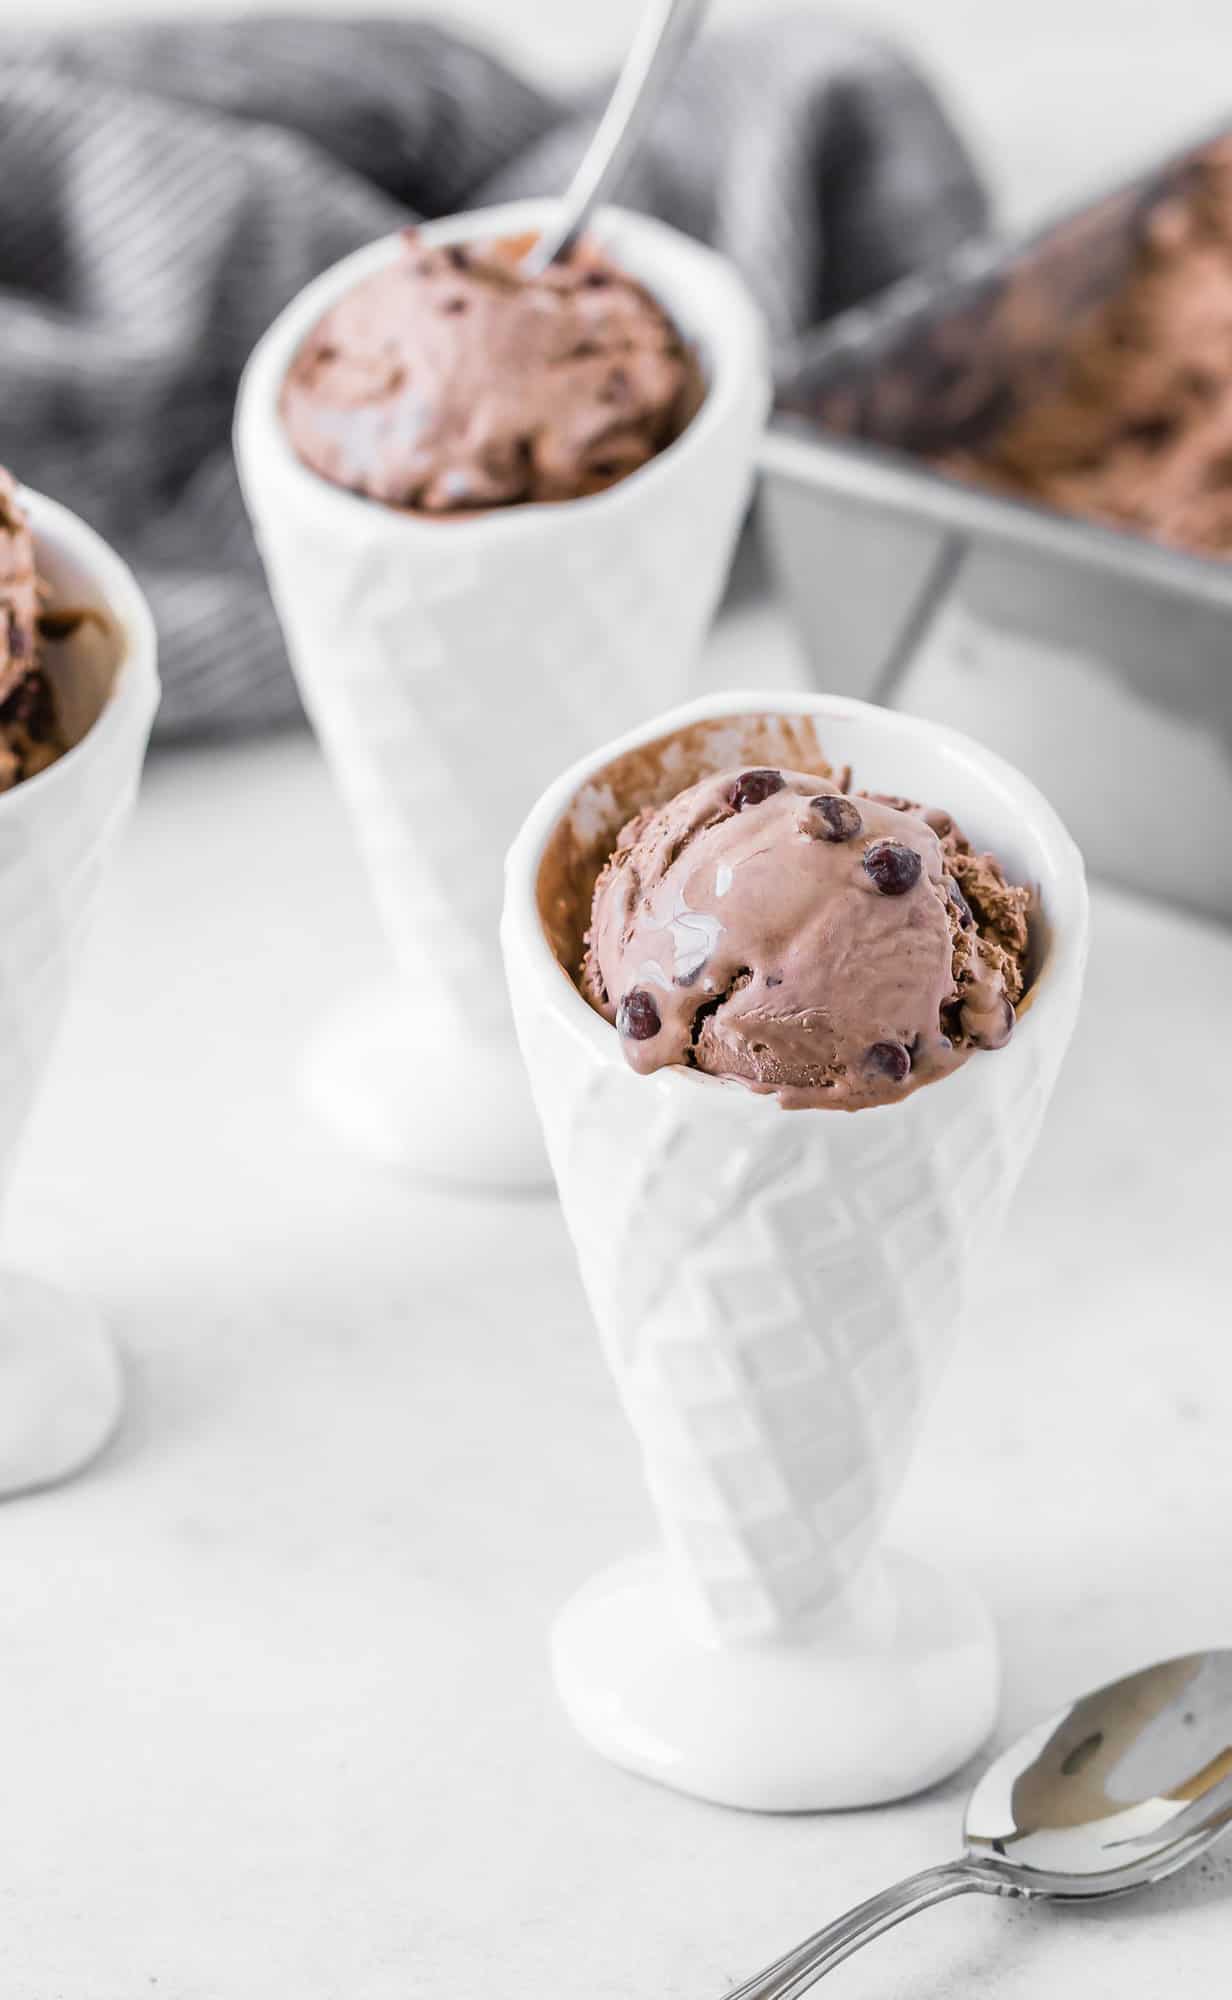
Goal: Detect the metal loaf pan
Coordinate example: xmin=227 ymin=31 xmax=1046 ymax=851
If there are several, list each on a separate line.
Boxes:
xmin=759 ymin=131 xmax=1232 ymax=921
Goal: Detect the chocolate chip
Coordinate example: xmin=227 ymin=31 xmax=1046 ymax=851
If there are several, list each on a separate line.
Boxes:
xmin=36 ymin=607 xmax=91 ymax=642
xmin=863 ymin=841 xmax=922 ymax=895
xmin=963 ymin=994 xmax=1015 ymax=1050
xmin=442 ymin=297 xmax=468 ymax=315
xmin=687 ymin=968 xmax=750 ymax=1060
xmin=444 ymin=245 xmax=468 ymax=271
xmin=617 ymin=988 xmax=661 ymax=1041
xmin=866 ymin=1041 xmax=912 ymax=1082
xmin=1182 ymin=367 xmax=1217 ymax=402
xmin=1122 ymin=413 xmax=1176 ymax=451
xmin=729 ymin=769 xmax=785 ymax=813
xmin=0 ymin=666 xmax=56 ymax=738
xmin=809 ymin=795 xmax=862 ymax=842
xmin=946 ymin=874 xmax=975 ymax=929
xmin=582 ymin=270 xmax=610 ymax=288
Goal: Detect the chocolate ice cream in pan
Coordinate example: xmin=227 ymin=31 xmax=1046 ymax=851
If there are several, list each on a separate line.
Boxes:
xmin=763 ymin=126 xmax=1232 ymax=924
xmin=237 ymin=202 xmax=768 ymax=1190
xmin=775 ymin=130 xmax=1232 ymax=569
xmin=935 ymin=136 xmax=1232 ymax=557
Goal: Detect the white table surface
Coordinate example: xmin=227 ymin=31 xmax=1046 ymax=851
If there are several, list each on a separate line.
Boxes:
xmin=4 ymin=599 xmax=1232 ymax=1998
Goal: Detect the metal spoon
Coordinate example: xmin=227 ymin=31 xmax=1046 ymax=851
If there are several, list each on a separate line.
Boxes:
xmin=521 ymin=0 xmax=708 ymax=275
xmin=724 ymin=1651 xmax=1232 ymax=1998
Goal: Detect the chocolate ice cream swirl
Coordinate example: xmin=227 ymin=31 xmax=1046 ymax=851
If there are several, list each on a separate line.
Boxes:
xmin=581 ymin=767 xmax=1030 ymax=1110
xmin=938 ymin=139 xmax=1232 ymax=558
xmin=280 ymin=231 xmax=702 ymax=512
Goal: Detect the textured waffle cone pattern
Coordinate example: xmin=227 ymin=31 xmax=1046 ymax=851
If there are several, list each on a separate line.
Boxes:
xmin=503 ymin=691 xmax=1087 ymax=1647
xmin=236 ymin=209 xmax=769 ymax=1029
xmin=0 ymin=689 xmax=150 ymax=1213
xmin=513 ymin=983 xmax=1065 ymax=1643
xmin=247 ymin=453 xmax=756 ymax=1025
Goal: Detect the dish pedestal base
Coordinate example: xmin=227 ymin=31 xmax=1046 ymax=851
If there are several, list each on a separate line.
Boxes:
xmin=551 ymin=1547 xmax=999 ymax=1811
xmin=0 ymin=1272 xmax=123 ymax=1499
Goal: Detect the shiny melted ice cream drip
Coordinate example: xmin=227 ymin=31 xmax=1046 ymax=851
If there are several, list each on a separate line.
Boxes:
xmin=580 ymin=766 xmax=1031 ymax=1110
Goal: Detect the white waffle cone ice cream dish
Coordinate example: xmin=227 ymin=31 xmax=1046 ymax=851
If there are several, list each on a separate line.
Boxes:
xmin=502 ymin=691 xmax=1088 ymax=1809
xmin=235 ymin=202 xmax=768 ymax=1189
xmin=0 ymin=489 xmax=159 ymax=1498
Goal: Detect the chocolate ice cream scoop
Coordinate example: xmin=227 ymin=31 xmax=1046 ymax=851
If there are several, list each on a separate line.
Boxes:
xmin=580 ymin=767 xmax=1030 ymax=1109
xmin=280 ymin=231 xmax=701 ymax=512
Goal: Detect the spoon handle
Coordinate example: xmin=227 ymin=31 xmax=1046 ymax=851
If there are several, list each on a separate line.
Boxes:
xmin=523 ymin=0 xmax=708 ymax=274
xmin=720 ymin=1860 xmax=1007 ymax=1998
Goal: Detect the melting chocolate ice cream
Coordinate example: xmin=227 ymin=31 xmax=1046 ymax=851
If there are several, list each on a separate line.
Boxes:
xmin=281 ymin=231 xmax=701 ymax=512
xmin=581 ymin=766 xmax=1030 ymax=1110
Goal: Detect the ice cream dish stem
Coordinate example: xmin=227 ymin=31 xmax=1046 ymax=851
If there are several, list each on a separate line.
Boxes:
xmin=236 ymin=201 xmax=768 ymax=1191
xmin=0 ymin=489 xmax=159 ymax=1499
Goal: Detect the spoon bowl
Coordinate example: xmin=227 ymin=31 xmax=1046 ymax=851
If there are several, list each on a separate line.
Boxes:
xmin=965 ymin=1651 xmax=1232 ymax=1898
xmin=725 ymin=1652 xmax=1232 ymax=1998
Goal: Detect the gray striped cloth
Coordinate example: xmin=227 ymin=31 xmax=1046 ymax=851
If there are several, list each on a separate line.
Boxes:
xmin=0 ymin=13 xmax=985 ymax=737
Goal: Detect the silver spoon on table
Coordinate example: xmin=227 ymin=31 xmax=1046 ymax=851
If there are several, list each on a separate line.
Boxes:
xmin=724 ymin=1651 xmax=1232 ymax=1997
xmin=521 ymin=0 xmax=708 ymax=276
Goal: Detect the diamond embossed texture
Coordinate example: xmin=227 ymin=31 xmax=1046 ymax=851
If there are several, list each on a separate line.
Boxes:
xmin=249 ymin=467 xmax=752 ymax=1028
xmin=524 ymin=1041 xmax=1068 ymax=1642
xmin=0 ymin=630 xmax=156 ymax=1222
xmin=236 ymin=208 xmax=770 ymax=1033
xmin=504 ymin=694 xmax=1088 ymax=1651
